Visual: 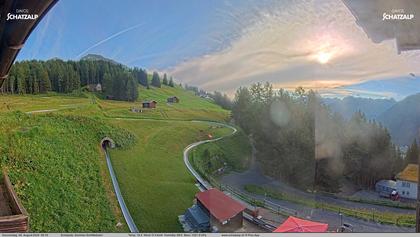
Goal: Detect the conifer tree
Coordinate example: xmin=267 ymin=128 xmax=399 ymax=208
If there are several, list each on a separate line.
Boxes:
xmin=151 ymin=72 xmax=161 ymax=88
xmin=169 ymin=77 xmax=174 ymax=87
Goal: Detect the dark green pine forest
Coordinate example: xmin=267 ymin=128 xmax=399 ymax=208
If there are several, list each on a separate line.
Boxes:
xmin=1 ymin=58 xmax=174 ymax=102
xmin=231 ymin=83 xmax=406 ymax=192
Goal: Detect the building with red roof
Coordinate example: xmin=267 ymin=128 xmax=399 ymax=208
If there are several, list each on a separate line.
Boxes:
xmin=195 ymin=188 xmax=246 ymax=232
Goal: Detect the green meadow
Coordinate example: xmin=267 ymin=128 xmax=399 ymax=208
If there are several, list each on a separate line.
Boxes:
xmin=108 ymin=119 xmax=231 ymax=232
xmin=100 ymin=85 xmax=229 ymax=121
xmin=0 ymin=112 xmax=134 ymax=232
xmin=0 ymin=85 xmax=232 ymax=232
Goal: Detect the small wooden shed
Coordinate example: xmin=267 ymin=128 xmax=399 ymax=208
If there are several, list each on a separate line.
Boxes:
xmin=0 ymin=171 xmax=29 ymax=232
xmin=142 ymin=100 xmax=157 ymax=108
xmin=167 ymin=96 xmax=180 ymax=103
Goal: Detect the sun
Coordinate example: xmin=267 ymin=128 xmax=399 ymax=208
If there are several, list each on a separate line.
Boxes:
xmin=316 ymin=51 xmax=332 ymax=64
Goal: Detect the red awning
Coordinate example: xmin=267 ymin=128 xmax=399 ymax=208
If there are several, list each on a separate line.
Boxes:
xmin=274 ymin=216 xmax=328 ymax=233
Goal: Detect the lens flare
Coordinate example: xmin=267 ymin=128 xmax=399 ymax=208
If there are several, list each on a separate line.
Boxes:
xmin=316 ymin=51 xmax=332 ymax=64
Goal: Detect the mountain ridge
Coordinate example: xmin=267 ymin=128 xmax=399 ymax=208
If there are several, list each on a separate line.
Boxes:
xmin=322 ymin=96 xmax=396 ymax=120
xmin=322 ymin=94 xmax=420 ymax=146
xmin=377 ymin=93 xmax=420 ymax=146
xmin=80 ymin=54 xmax=121 ymax=65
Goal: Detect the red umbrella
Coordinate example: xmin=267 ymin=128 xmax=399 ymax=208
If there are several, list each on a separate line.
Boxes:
xmin=274 ymin=216 xmax=328 ymax=233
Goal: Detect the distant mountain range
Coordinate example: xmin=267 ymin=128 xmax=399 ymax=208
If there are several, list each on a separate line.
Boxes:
xmin=337 ymin=75 xmax=420 ymax=101
xmin=377 ymin=93 xmax=420 ymax=146
xmin=323 ymin=94 xmax=420 ymax=146
xmin=80 ymin=54 xmax=121 ymax=65
xmin=323 ymin=97 xmax=396 ymax=120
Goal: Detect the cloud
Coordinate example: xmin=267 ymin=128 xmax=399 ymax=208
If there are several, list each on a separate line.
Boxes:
xmin=170 ymin=0 xmax=420 ymax=97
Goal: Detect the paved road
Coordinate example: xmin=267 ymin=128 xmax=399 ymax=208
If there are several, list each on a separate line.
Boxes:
xmin=182 ymin=124 xmax=414 ymax=232
xmin=104 ymin=149 xmax=139 ymax=233
xmin=223 ymin=137 xmax=415 ymax=214
xmin=222 ymin=161 xmax=415 ymax=214
xmin=221 ymin=139 xmax=415 ymax=232
xmin=224 ymin=175 xmax=414 ymax=232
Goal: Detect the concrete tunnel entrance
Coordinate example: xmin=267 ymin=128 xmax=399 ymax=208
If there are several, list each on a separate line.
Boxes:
xmin=101 ymin=137 xmax=115 ymax=150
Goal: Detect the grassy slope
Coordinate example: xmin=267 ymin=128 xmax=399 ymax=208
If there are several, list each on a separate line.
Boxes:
xmin=0 ymin=112 xmax=134 ymax=232
xmin=189 ymin=129 xmax=252 ymax=175
xmin=0 ymin=84 xmax=231 ymax=232
xmin=0 ymin=86 xmax=229 ymax=122
xmin=100 ymin=85 xmax=229 ymax=121
xmin=0 ymin=94 xmax=91 ymax=113
xmin=0 ymin=87 xmax=228 ymax=231
xmin=102 ymin=86 xmax=232 ymax=232
xmin=108 ymin=120 xmax=231 ymax=232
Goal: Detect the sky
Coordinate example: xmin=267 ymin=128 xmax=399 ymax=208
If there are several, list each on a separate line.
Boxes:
xmin=18 ymin=0 xmax=420 ymax=99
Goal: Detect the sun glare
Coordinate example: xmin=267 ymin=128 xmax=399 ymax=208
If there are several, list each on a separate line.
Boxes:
xmin=316 ymin=51 xmax=332 ymax=64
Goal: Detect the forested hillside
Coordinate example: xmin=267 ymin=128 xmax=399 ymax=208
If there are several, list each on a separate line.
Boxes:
xmin=232 ymin=83 xmax=404 ymax=192
xmin=0 ymin=56 xmax=175 ymax=102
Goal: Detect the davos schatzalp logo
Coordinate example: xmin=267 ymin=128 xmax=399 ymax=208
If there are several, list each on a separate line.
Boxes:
xmin=6 ymin=9 xmax=38 ymax=21
xmin=382 ymin=9 xmax=414 ymax=21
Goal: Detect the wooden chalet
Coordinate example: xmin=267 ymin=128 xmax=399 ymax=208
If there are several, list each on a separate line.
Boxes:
xmin=142 ymin=100 xmax=157 ymax=108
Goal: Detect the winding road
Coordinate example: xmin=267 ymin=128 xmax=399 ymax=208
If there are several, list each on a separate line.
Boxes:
xmin=182 ymin=122 xmax=415 ymax=232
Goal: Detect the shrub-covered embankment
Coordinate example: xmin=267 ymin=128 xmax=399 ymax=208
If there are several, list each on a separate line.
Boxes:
xmin=0 ymin=112 xmax=135 ymax=232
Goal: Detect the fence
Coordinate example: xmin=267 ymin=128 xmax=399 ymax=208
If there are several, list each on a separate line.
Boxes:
xmin=190 ymin=145 xmax=416 ymax=229
xmin=199 ymin=173 xmax=416 ymax=229
xmin=201 ymin=174 xmax=297 ymax=218
xmin=220 ymin=183 xmax=297 ymax=216
xmin=0 ymin=172 xmax=29 ymax=232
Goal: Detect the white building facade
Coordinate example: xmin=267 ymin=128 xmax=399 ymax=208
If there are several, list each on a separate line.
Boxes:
xmin=395 ymin=164 xmax=418 ymax=200
xmin=395 ymin=180 xmax=417 ymax=199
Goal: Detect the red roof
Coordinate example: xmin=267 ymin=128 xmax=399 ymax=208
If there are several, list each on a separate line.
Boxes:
xmin=274 ymin=216 xmax=328 ymax=233
xmin=195 ymin=189 xmax=245 ymax=222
